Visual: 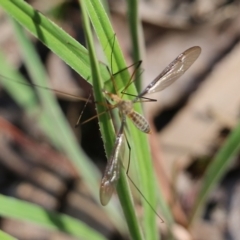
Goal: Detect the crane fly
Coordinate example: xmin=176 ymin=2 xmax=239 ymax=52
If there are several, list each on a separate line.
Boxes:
xmin=100 ymin=46 xmax=201 ymax=205
xmin=0 ymin=43 xmax=201 ymax=209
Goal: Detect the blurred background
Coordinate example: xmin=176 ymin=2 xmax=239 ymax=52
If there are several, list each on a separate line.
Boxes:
xmin=0 ymin=0 xmax=240 ymax=239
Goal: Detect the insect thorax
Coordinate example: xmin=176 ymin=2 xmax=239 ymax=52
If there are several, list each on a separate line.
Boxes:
xmin=118 ymin=100 xmax=134 ymax=115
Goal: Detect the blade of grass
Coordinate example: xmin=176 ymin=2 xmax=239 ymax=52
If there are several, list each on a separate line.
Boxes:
xmin=9 ymin=18 xmax=101 ymax=207
xmin=83 ymin=1 xmax=129 ymax=89
xmin=0 ymin=0 xmax=110 ymax=85
xmin=189 ymin=120 xmax=240 ymax=225
xmin=0 ymin=0 xmax=108 ymax=203
xmin=0 ymin=230 xmax=17 ymax=240
xmin=127 ymin=0 xmax=144 ymax=92
xmin=11 ymin=17 xmax=66 ymax=147
xmin=127 ymin=0 xmax=175 ymax=230
xmin=0 ymin=0 xmax=169 ymax=235
xmin=0 ymin=194 xmax=107 ymax=240
xmin=83 ymin=1 xmax=162 ymax=239
xmin=80 ymin=1 xmax=143 ymax=238
xmin=0 ymin=50 xmax=63 ymax=149
xmin=125 ymin=0 xmax=172 ymax=232
xmin=0 ymin=12 xmax=125 ymax=233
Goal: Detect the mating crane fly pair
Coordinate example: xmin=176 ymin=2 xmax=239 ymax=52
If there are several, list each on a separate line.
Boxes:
xmin=100 ymin=46 xmax=201 ymax=206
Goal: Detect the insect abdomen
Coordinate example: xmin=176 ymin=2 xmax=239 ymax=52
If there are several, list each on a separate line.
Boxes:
xmin=128 ymin=111 xmax=150 ymax=133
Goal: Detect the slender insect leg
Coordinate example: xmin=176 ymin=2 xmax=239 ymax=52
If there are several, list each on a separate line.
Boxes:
xmin=110 ymin=34 xmax=116 ymax=79
xmin=80 ymin=102 xmax=118 ymax=125
xmin=102 ymin=33 xmax=118 ymax=94
xmin=124 ymin=132 xmax=132 ymax=176
xmin=104 ymin=60 xmax=143 ymax=96
xmin=106 ymin=34 xmax=142 ymax=95
xmin=126 ymin=172 xmax=164 ymax=223
xmin=75 ymin=92 xmax=92 ymax=128
xmin=123 ymin=132 xmax=164 ymax=222
xmin=102 ymin=34 xmax=143 ymax=96
xmin=122 ymin=92 xmax=157 ymax=102
xmin=112 ymin=61 xmax=142 ymax=79
xmin=120 ymin=60 xmax=142 ymax=96
xmin=105 ymin=65 xmax=118 ymax=95
xmin=0 ymin=75 xmax=90 ymax=102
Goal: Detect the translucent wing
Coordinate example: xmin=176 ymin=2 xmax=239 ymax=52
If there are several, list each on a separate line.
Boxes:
xmin=138 ymin=46 xmax=201 ymax=98
xmin=99 ymin=120 xmax=126 ymax=205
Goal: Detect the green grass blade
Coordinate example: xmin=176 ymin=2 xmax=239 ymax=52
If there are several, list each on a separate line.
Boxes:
xmin=0 ymin=11 xmax=124 ymax=233
xmin=0 ymin=194 xmax=107 ymax=240
xmin=80 ymin=1 xmax=143 ymax=239
xmin=8 ymin=17 xmax=101 ymax=208
xmin=0 ymin=0 xmax=172 ymax=237
xmin=83 ymin=1 xmax=163 ymax=239
xmin=80 ymin=1 xmax=114 ymax=156
xmin=126 ymin=1 xmax=173 ymax=230
xmin=0 ymin=230 xmax=17 ymax=240
xmin=127 ymin=0 xmax=143 ymax=92
xmin=10 ymin=18 xmax=64 ymax=147
xmin=0 ymin=0 xmax=110 ymax=85
xmin=189 ymin=121 xmax=240 ymax=224
xmin=83 ymin=0 xmax=130 ymax=90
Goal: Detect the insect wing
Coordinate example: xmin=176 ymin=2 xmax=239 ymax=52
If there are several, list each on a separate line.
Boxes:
xmin=100 ymin=121 xmax=126 ymax=205
xmin=138 ymin=46 xmax=201 ymax=97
